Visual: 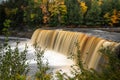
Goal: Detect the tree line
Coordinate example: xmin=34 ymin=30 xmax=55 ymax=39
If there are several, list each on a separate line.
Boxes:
xmin=0 ymin=0 xmax=120 ymax=30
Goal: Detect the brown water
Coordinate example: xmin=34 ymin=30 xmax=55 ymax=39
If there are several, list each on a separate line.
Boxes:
xmin=31 ymin=29 xmax=119 ymax=70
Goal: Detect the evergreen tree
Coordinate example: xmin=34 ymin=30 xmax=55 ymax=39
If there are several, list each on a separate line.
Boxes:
xmin=65 ymin=0 xmax=80 ymax=25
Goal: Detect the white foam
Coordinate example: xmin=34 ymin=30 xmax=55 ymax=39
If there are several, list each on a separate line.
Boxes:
xmin=3 ymin=38 xmax=77 ymax=78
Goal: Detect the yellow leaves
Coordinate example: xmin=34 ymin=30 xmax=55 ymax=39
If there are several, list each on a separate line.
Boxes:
xmin=48 ymin=0 xmax=67 ymax=17
xmin=104 ymin=12 xmax=110 ymax=19
xmin=80 ymin=1 xmax=88 ymax=14
xmin=60 ymin=1 xmax=65 ymax=5
xmin=35 ymin=73 xmax=51 ymax=80
xmin=48 ymin=0 xmax=67 ymax=23
xmin=80 ymin=1 xmax=86 ymax=7
xmin=15 ymin=74 xmax=26 ymax=80
xmin=78 ymin=1 xmax=88 ymax=15
xmin=59 ymin=5 xmax=67 ymax=14
xmin=111 ymin=9 xmax=120 ymax=24
xmin=48 ymin=4 xmax=58 ymax=16
xmin=30 ymin=13 xmax=36 ymax=19
xmin=104 ymin=9 xmax=120 ymax=26
xmin=98 ymin=0 xmax=103 ymax=6
xmin=42 ymin=0 xmax=48 ymax=4
xmin=111 ymin=15 xmax=118 ymax=24
xmin=34 ymin=0 xmax=38 ymax=3
xmin=44 ymin=74 xmax=52 ymax=79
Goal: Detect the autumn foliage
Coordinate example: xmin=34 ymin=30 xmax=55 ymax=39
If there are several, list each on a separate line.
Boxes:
xmin=0 ymin=0 xmax=120 ymax=29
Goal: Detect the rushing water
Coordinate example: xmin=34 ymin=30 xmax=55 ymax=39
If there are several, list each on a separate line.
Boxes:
xmin=0 ymin=36 xmax=76 ymax=77
xmin=31 ymin=29 xmax=120 ymax=70
xmin=0 ymin=29 xmax=120 ymax=79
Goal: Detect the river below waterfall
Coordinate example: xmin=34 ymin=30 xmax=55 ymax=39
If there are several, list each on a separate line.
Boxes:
xmin=0 ymin=29 xmax=120 ymax=79
xmin=0 ymin=36 xmax=76 ymax=78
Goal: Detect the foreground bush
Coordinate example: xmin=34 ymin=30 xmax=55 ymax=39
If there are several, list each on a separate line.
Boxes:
xmin=0 ymin=42 xmax=29 ymax=80
xmin=34 ymin=45 xmax=52 ymax=80
xmin=33 ymin=43 xmax=120 ymax=80
xmin=0 ymin=39 xmax=119 ymax=80
xmin=56 ymin=45 xmax=120 ymax=80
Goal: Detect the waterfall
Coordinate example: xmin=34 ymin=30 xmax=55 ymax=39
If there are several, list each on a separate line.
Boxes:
xmin=31 ymin=29 xmax=119 ymax=70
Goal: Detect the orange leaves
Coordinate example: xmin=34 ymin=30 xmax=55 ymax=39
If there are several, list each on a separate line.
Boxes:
xmin=25 ymin=0 xmax=120 ymax=26
xmin=34 ymin=0 xmax=38 ymax=3
xmin=40 ymin=0 xmax=49 ymax=24
xmin=41 ymin=4 xmax=47 ymax=14
xmin=43 ymin=15 xmax=49 ymax=24
xmin=111 ymin=10 xmax=120 ymax=24
xmin=104 ymin=9 xmax=120 ymax=26
xmin=111 ymin=15 xmax=118 ymax=24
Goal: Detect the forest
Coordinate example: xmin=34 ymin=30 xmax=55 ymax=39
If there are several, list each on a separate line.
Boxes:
xmin=0 ymin=0 xmax=120 ymax=31
xmin=0 ymin=0 xmax=120 ymax=80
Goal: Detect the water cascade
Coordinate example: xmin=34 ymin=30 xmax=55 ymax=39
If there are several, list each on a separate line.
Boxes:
xmin=31 ymin=29 xmax=120 ymax=70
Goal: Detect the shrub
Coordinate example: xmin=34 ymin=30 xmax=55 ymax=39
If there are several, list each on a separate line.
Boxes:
xmin=65 ymin=0 xmax=81 ymax=25
xmin=56 ymin=44 xmax=120 ymax=80
xmin=48 ymin=0 xmax=67 ymax=26
xmin=34 ymin=45 xmax=52 ymax=80
xmin=0 ymin=42 xmax=29 ymax=80
xmin=3 ymin=0 xmax=28 ymax=29
xmin=23 ymin=0 xmax=43 ymax=28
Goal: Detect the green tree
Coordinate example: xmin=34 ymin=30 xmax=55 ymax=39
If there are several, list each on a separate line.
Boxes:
xmin=24 ymin=0 xmax=43 ymax=27
xmin=101 ymin=0 xmax=120 ymax=26
xmin=65 ymin=0 xmax=81 ymax=25
xmin=48 ymin=0 xmax=67 ymax=26
xmin=0 ymin=42 xmax=29 ymax=80
xmin=85 ymin=0 xmax=102 ymax=26
xmin=2 ymin=0 xmax=28 ymax=30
